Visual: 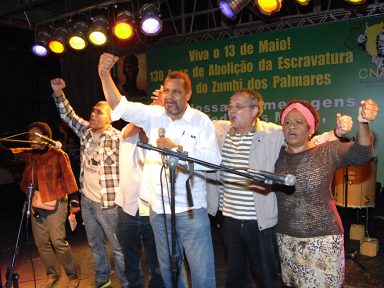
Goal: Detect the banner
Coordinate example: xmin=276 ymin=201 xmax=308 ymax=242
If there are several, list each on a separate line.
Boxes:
xmin=146 ymin=16 xmax=384 ymax=184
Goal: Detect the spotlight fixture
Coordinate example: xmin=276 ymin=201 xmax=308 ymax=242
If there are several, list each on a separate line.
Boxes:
xmin=49 ymin=25 xmax=68 ymax=54
xmin=345 ymin=0 xmax=366 ymax=4
xmin=32 ymin=29 xmax=51 ymax=57
xmin=218 ymin=0 xmax=251 ymax=20
xmin=113 ymin=10 xmax=135 ymax=40
xmin=69 ymin=19 xmax=89 ymax=50
xmin=296 ymin=0 xmax=310 ymax=6
xmin=255 ymin=0 xmax=282 ymax=16
xmin=139 ymin=3 xmax=162 ymax=36
xmin=89 ymin=15 xmax=109 ymax=46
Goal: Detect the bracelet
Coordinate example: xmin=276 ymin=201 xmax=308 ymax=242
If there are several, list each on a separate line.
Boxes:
xmin=70 ymin=200 xmax=80 ymax=208
xmin=333 ymin=128 xmax=343 ymax=139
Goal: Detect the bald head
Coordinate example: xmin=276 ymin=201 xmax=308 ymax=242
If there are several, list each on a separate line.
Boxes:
xmin=89 ymin=101 xmax=112 ymax=134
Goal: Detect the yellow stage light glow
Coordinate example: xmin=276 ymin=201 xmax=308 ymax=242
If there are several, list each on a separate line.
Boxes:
xmin=113 ymin=10 xmax=135 ymax=40
xmin=69 ymin=36 xmax=86 ymax=50
xmin=69 ymin=19 xmax=88 ymax=50
xmin=256 ymin=0 xmax=282 ymax=16
xmin=296 ymin=0 xmax=310 ymax=6
xmin=49 ymin=40 xmax=65 ymax=54
xmin=114 ymin=22 xmax=134 ymax=40
xmin=88 ymin=15 xmax=109 ymax=46
xmin=48 ymin=26 xmax=68 ymax=54
xmin=89 ymin=31 xmax=107 ymax=45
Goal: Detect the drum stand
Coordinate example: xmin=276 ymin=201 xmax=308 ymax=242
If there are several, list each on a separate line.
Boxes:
xmin=342 ymin=167 xmax=367 ymax=270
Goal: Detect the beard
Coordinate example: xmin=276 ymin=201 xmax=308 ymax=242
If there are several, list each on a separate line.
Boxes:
xmin=165 ymin=100 xmax=181 ymax=116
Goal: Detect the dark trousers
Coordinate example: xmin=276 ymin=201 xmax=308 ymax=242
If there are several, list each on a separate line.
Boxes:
xmin=222 ymin=217 xmax=281 ymax=288
xmin=116 ymin=207 xmax=164 ymax=288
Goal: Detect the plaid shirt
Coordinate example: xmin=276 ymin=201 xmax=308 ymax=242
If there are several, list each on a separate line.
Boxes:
xmin=52 ymin=92 xmax=120 ymax=208
xmin=11 ymin=147 xmax=78 ymax=203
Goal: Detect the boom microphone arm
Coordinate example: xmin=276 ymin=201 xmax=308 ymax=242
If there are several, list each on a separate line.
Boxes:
xmin=137 ymin=142 xmax=296 ymax=186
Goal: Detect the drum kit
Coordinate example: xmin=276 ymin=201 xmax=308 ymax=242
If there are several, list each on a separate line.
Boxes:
xmin=333 ymin=159 xmax=377 ymax=208
xmin=333 ymin=158 xmax=378 ymax=259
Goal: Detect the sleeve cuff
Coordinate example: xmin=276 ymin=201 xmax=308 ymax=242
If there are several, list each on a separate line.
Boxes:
xmin=111 ymin=96 xmax=129 ymax=122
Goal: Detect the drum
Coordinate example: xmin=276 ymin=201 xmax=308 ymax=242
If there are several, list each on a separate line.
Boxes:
xmin=333 ymin=159 xmax=377 ymax=208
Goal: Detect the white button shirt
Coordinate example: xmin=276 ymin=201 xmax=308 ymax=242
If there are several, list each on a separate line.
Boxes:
xmin=112 ymin=97 xmax=221 ymax=214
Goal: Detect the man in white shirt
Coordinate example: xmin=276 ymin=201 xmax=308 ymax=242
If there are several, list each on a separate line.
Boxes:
xmin=98 ymin=53 xmax=221 ymax=288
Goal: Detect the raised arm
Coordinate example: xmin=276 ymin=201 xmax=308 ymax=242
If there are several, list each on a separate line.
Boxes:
xmin=123 ymin=123 xmax=141 ymax=139
xmin=357 ymin=99 xmax=379 ymax=145
xmin=98 ymin=52 xmax=121 ymax=109
xmin=50 ymin=78 xmax=88 ymax=136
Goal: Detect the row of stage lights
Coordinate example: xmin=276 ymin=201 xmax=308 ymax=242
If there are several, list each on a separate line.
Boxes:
xmin=32 ymin=3 xmax=161 ymax=57
xmin=33 ymin=0 xmax=366 ymax=57
xmin=218 ymin=0 xmax=366 ymax=19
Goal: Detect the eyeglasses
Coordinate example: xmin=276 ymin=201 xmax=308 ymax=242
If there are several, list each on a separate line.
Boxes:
xmin=226 ymin=104 xmax=256 ymax=111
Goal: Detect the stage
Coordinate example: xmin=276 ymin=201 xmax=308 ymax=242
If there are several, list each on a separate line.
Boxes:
xmin=1 ymin=198 xmax=384 ymax=287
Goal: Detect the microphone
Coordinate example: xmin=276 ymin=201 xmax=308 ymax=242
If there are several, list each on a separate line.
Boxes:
xmin=34 ymin=132 xmax=62 ymax=149
xmin=158 ymin=128 xmax=167 ymax=167
xmin=158 ymin=127 xmax=165 ymax=138
xmin=248 ymin=169 xmax=296 ymax=186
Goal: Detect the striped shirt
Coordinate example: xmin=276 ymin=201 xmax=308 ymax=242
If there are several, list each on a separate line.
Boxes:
xmin=220 ymin=130 xmax=257 ymax=220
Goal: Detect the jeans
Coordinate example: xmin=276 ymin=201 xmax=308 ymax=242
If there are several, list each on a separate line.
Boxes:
xmin=81 ymin=196 xmax=128 ymax=287
xmin=222 ymin=217 xmax=281 ymax=288
xmin=31 ymin=199 xmax=78 ymax=280
xmin=150 ymin=208 xmax=215 ymax=288
xmin=116 ymin=207 xmax=164 ymax=288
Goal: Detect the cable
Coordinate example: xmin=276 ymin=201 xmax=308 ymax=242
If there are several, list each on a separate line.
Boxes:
xmin=160 ymin=165 xmax=172 ymax=265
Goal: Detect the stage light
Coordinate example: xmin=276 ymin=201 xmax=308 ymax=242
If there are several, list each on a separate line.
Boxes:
xmin=255 ymin=0 xmax=282 ymax=16
xmin=113 ymin=10 xmax=135 ymax=40
xmin=218 ymin=0 xmax=251 ymax=20
xmin=49 ymin=26 xmax=68 ymax=54
xmin=89 ymin=15 xmax=109 ymax=46
xmin=32 ymin=29 xmax=51 ymax=57
xmin=296 ymin=0 xmax=310 ymax=6
xmin=69 ymin=19 xmax=89 ymax=50
xmin=139 ymin=3 xmax=162 ymax=36
xmin=345 ymin=0 xmax=366 ymax=4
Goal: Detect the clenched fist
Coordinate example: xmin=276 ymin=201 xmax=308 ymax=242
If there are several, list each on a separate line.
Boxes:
xmin=358 ymin=99 xmax=379 ymax=123
xmin=51 ymin=78 xmax=66 ymax=96
xmin=98 ymin=53 xmax=119 ymax=78
xmin=335 ymin=113 xmax=353 ymax=137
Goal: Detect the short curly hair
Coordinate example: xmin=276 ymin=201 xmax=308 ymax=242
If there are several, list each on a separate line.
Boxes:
xmin=29 ymin=121 xmax=52 ymax=139
xmin=280 ymin=99 xmax=320 ymax=131
xmin=235 ymin=89 xmax=264 ymax=118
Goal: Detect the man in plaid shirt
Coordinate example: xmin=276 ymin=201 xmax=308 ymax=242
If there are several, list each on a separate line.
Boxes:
xmin=1 ymin=121 xmax=80 ymax=288
xmin=50 ymin=78 xmax=128 ymax=288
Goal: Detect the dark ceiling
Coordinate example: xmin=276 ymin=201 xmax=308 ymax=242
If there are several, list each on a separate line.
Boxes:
xmin=0 ymin=0 xmax=383 ymax=53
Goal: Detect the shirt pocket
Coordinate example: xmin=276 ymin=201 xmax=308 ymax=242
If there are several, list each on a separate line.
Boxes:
xmin=180 ymin=129 xmax=198 ymax=154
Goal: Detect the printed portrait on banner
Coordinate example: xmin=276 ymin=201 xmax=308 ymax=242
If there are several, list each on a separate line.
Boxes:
xmin=117 ymin=53 xmax=149 ymax=103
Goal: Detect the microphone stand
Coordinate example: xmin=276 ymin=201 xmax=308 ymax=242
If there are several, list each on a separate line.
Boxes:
xmin=137 ymin=143 xmax=276 ymax=184
xmin=5 ymin=183 xmax=34 ymax=288
xmin=1 ymin=138 xmax=39 ymax=288
xmin=0 ymin=139 xmax=41 ymax=145
xmin=343 ymin=166 xmax=367 ymax=270
xmin=137 ymin=142 xmax=293 ymax=288
xmin=167 ymin=155 xmax=179 ymax=287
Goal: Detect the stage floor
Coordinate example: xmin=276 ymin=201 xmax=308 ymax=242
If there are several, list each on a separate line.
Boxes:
xmin=1 ymin=208 xmax=384 ymax=287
